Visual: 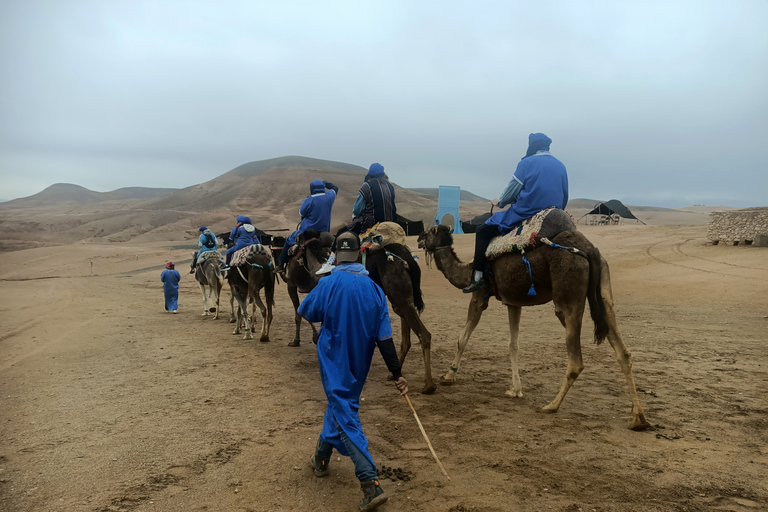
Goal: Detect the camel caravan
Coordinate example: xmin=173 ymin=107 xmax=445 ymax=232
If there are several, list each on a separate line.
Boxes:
xmin=188 ymin=155 xmax=650 ymax=431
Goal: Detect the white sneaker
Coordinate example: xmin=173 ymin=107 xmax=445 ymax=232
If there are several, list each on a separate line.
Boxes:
xmin=316 ymin=262 xmax=334 ymax=275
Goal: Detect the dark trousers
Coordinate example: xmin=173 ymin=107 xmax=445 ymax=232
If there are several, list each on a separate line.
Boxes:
xmin=315 ymin=420 xmax=377 ymax=482
xmin=278 ymin=244 xmax=290 ymax=266
xmin=190 ymin=251 xmax=199 ymax=269
xmin=472 ymin=223 xmax=503 ymax=272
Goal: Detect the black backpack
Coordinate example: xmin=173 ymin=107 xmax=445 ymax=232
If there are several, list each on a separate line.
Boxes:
xmin=202 ymin=233 xmax=216 ymax=249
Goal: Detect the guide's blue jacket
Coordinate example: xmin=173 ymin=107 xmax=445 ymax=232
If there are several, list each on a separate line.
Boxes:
xmin=297 ymin=263 xmax=392 ymax=467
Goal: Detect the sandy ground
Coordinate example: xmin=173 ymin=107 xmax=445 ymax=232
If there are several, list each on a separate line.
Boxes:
xmin=1 ymin=225 xmax=767 ymax=512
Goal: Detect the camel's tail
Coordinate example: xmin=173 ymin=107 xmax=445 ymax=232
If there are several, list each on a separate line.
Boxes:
xmin=263 ymin=263 xmax=276 ymax=309
xmin=409 ymin=255 xmax=425 ymax=314
xmin=587 ymin=247 xmax=609 ymax=344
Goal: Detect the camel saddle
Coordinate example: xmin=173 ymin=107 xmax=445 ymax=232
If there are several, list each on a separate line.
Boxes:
xmin=360 ymin=222 xmax=410 ymax=253
xmin=486 ymin=207 xmax=577 ymax=260
xmin=230 ymin=244 xmax=271 ymax=267
xmin=197 ymin=250 xmax=224 ymax=264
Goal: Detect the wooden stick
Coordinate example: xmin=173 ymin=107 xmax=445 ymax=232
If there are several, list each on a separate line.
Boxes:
xmin=404 ymin=394 xmax=450 ymax=480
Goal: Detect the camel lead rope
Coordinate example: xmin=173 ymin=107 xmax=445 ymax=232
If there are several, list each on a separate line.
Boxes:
xmin=404 ymin=394 xmax=450 ymax=481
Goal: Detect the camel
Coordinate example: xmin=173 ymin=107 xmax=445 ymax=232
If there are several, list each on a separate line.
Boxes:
xmin=365 ymin=244 xmax=435 ymax=394
xmin=417 ymin=224 xmax=650 ymax=430
xmin=193 ymin=252 xmax=225 ymax=320
xmin=281 ymin=229 xmax=334 ymax=346
xmin=227 ymin=248 xmax=276 ymax=342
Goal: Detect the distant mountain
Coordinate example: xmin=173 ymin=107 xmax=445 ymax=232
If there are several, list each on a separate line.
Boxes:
xmin=0 ymin=155 xmax=495 ymax=251
xmin=1 ymin=183 xmax=177 ymax=208
xmin=409 ymin=188 xmax=489 ymax=202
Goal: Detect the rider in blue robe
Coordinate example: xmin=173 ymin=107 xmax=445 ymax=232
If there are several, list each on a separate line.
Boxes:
xmin=463 ymin=132 xmax=569 ymax=293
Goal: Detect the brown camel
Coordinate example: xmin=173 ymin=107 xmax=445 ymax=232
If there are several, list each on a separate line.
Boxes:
xmin=281 ymin=229 xmax=334 ymax=346
xmin=417 ymin=224 xmax=650 ymax=430
xmin=227 ymin=250 xmax=276 ymax=342
xmin=364 ymin=244 xmax=435 ymax=394
xmin=193 ymin=252 xmax=225 ymax=320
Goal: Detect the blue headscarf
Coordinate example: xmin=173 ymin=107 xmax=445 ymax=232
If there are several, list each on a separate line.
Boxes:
xmin=364 ymin=163 xmax=385 ymax=181
xmin=236 ymin=215 xmax=251 ymax=224
xmin=199 ymin=226 xmax=207 ymax=232
xmin=523 ymin=133 xmax=552 ymax=159
xmin=310 ymin=179 xmax=325 ymax=194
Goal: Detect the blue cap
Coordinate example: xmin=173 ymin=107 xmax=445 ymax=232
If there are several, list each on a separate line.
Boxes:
xmin=199 ymin=226 xmax=207 ymax=232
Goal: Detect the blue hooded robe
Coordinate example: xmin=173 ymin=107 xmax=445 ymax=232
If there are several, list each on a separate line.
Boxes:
xmin=286 ymin=179 xmax=337 ymax=246
xmin=161 ymin=269 xmax=181 ymax=311
xmin=297 ymin=263 xmax=392 ymax=468
xmin=486 ymin=133 xmax=569 ymax=233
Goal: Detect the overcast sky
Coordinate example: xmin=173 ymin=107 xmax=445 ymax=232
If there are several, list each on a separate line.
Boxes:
xmin=1 ymin=0 xmax=766 ymax=207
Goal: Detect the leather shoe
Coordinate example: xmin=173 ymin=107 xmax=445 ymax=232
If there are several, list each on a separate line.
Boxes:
xmin=462 ymin=278 xmax=488 ymax=293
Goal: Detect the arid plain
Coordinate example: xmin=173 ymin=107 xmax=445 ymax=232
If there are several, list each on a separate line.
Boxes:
xmin=1 ymin=158 xmax=767 ymax=512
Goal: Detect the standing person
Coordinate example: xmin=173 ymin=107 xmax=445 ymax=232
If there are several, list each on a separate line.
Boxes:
xmin=189 ymin=226 xmax=219 ymax=274
xmin=298 ymin=232 xmax=408 ymax=511
xmin=223 ymin=215 xmax=257 ymax=270
xmin=277 ymin=179 xmax=338 ymax=272
xmin=161 ymin=262 xmax=181 ymax=313
xmin=463 ymin=132 xmax=569 ymax=293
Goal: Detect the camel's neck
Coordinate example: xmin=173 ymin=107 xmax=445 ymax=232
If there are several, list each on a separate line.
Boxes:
xmin=432 ymin=247 xmax=473 ymax=289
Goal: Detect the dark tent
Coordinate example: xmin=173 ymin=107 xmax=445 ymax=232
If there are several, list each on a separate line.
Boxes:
xmin=579 ymin=199 xmax=645 ymax=225
xmin=461 ymin=212 xmax=493 ymax=233
xmin=396 ymin=214 xmax=425 ymax=236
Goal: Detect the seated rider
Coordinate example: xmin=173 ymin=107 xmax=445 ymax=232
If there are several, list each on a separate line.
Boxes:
xmin=190 ymin=226 xmax=219 ymax=274
xmin=278 ymin=179 xmax=338 ymax=272
xmin=317 ymin=163 xmax=395 ymax=275
xmin=222 ymin=215 xmax=258 ymax=270
xmin=463 ymin=132 xmax=569 ymax=293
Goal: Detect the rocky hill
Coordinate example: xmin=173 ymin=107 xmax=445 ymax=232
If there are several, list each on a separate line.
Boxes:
xmin=0 ymin=156 xmax=492 ymax=251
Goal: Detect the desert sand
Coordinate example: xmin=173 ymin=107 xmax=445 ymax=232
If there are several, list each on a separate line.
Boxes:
xmin=1 ymin=220 xmax=767 ymax=512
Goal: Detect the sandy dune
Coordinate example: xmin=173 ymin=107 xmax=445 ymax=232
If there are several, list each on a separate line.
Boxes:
xmin=1 ymin=222 xmax=766 ymax=512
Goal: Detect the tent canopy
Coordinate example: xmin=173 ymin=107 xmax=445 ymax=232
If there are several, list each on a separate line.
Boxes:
xmin=586 ymin=200 xmax=637 ymax=219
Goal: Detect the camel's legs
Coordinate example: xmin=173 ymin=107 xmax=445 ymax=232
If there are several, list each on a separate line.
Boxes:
xmin=229 ymin=294 xmax=236 ymax=323
xmin=599 ymin=263 xmax=650 ymax=430
xmin=251 ymin=293 xmax=270 ymax=342
xmin=541 ymin=307 xmax=584 ymax=413
xmin=287 ymin=284 xmax=302 ymax=347
xmin=231 ymin=286 xmax=253 ymax=340
xmin=396 ymin=304 xmax=435 ymax=394
xmin=397 ymin=316 xmax=412 ymax=364
xmin=211 ymin=282 xmax=221 ymax=320
xmin=198 ymin=282 xmax=210 ymax=316
xmin=440 ymin=291 xmax=489 ymax=384
xmin=505 ymin=306 xmax=523 ymax=398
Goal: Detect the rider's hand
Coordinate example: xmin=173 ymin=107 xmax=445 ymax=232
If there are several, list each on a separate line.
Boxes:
xmin=491 ymin=198 xmax=499 ymax=207
xmin=394 ymin=376 xmax=408 ymax=396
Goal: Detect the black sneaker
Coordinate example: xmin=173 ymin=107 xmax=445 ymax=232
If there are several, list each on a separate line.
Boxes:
xmin=310 ymin=454 xmax=329 ymax=477
xmin=359 ymin=480 xmax=387 ymax=511
xmin=462 ymin=278 xmax=488 ymax=293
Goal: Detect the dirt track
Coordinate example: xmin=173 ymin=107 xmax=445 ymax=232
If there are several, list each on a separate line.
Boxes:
xmin=1 ymin=225 xmax=767 ymax=512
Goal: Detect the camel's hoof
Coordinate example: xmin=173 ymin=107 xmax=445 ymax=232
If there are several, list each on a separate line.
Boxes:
xmin=629 ymin=420 xmax=652 ymax=431
xmin=439 ymin=375 xmax=456 ymax=385
xmin=244 ymin=336 xmax=253 ymax=341
xmin=422 ymin=383 xmax=437 ymax=395
xmin=287 ymin=339 xmax=300 ymax=347
xmin=539 ymin=406 xmax=558 ymax=414
xmin=201 ymin=313 xmax=208 ymax=316
xmin=229 ymin=318 xmax=236 ymax=324
xmin=505 ymin=390 xmax=524 ymax=398
xmin=260 ymin=336 xmax=270 ymax=343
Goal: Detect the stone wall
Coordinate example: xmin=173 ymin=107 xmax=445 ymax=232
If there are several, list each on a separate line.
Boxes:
xmin=707 ymin=207 xmax=768 ymax=245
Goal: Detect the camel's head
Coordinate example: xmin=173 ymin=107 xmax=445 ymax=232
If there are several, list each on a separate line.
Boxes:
xmin=417 ymin=224 xmax=454 ymax=251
